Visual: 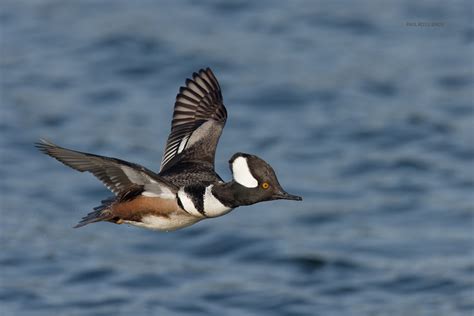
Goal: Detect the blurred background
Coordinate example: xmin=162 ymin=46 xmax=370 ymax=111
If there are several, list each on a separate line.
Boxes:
xmin=1 ymin=1 xmax=473 ymax=315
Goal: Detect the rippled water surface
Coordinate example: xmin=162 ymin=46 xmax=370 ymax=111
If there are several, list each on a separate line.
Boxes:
xmin=1 ymin=1 xmax=473 ymax=315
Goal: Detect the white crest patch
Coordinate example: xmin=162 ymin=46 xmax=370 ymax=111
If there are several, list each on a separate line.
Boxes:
xmin=178 ymin=189 xmax=204 ymax=217
xmin=203 ymin=185 xmax=232 ymax=217
xmin=232 ymin=157 xmax=258 ymax=188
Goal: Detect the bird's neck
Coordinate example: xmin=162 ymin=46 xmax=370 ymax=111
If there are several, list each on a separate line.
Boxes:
xmin=212 ymin=181 xmax=255 ymax=208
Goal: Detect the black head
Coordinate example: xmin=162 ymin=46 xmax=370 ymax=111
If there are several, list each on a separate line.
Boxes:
xmin=228 ymin=152 xmax=302 ymax=206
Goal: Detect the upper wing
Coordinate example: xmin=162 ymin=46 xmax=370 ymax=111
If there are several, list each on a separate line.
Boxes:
xmin=160 ymin=68 xmax=227 ymax=173
xmin=36 ymin=139 xmax=177 ymax=198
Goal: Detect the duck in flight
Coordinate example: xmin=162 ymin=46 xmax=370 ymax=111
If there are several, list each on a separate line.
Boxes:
xmin=36 ymin=68 xmax=302 ymax=231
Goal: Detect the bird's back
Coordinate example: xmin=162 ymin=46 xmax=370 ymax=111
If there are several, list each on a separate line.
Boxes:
xmin=159 ymin=161 xmax=223 ymax=187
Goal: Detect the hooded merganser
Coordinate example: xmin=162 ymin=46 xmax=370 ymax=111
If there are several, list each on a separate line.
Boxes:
xmin=36 ymin=68 xmax=302 ymax=231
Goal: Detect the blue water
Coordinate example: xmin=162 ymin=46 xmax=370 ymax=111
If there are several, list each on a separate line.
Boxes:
xmin=1 ymin=1 xmax=473 ymax=315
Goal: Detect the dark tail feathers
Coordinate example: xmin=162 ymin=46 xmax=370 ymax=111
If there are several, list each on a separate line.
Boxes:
xmin=74 ymin=197 xmax=115 ymax=228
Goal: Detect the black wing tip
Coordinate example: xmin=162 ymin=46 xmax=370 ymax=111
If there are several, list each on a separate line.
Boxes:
xmin=193 ymin=67 xmax=213 ymax=76
xmin=73 ymin=221 xmax=93 ymax=229
xmin=73 ymin=218 xmax=100 ymax=228
xmin=183 ymin=67 xmax=220 ymax=92
xmin=195 ymin=67 xmax=213 ymax=74
xmin=205 ymin=68 xmax=218 ymax=82
xmin=73 ymin=222 xmax=86 ymax=229
xmin=190 ymin=67 xmax=216 ymax=80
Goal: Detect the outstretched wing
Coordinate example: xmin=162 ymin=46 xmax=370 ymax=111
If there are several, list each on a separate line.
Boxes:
xmin=160 ymin=68 xmax=227 ymax=173
xmin=36 ymin=139 xmax=177 ymax=198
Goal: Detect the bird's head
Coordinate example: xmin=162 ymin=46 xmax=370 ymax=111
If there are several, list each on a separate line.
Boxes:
xmin=228 ymin=152 xmax=302 ymax=205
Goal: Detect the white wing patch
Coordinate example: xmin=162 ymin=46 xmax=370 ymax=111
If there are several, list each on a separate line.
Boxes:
xmin=143 ymin=183 xmax=175 ymax=199
xmin=121 ymin=165 xmax=150 ymax=184
xmin=141 ymin=191 xmax=163 ymax=198
xmin=232 ymin=157 xmax=258 ymax=188
xmin=203 ymin=185 xmax=232 ymax=217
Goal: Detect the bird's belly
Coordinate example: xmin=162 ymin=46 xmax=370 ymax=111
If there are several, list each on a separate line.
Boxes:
xmin=123 ymin=212 xmax=201 ymax=231
xmin=112 ymin=195 xmax=201 ymax=231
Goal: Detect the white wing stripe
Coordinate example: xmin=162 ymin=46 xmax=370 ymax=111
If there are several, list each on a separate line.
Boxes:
xmin=177 ymin=135 xmax=189 ymax=154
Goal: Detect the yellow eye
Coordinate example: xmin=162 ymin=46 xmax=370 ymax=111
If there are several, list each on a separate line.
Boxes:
xmin=261 ymin=182 xmax=270 ymax=189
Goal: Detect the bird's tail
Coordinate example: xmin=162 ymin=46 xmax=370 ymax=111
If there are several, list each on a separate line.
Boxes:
xmin=74 ymin=197 xmax=116 ymax=228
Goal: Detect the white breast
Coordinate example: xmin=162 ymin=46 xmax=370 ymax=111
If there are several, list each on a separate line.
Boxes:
xmin=203 ymin=185 xmax=232 ymax=217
